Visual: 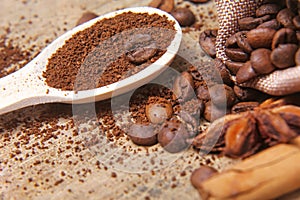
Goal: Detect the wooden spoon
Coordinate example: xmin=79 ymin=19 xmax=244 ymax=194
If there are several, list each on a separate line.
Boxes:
xmin=0 ymin=7 xmax=182 ymax=115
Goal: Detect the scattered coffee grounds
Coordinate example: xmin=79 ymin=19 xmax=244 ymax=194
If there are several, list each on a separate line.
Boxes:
xmin=43 ymin=12 xmax=176 ymax=91
xmin=0 ymin=33 xmax=32 ymax=78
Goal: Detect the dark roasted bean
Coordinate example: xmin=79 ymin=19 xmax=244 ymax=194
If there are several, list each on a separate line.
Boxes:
xmin=271 ymin=44 xmax=298 ymax=68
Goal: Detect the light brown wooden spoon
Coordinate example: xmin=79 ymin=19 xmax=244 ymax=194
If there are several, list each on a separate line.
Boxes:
xmin=0 ymin=7 xmax=182 ymax=115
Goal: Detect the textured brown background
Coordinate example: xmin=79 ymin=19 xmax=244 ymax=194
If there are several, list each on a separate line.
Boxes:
xmin=0 ymin=0 xmax=299 ymax=199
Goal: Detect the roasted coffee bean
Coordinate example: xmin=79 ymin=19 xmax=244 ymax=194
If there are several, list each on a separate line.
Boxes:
xmin=127 ymin=45 xmax=158 ymax=64
xmin=171 ymin=8 xmax=196 ymax=27
xmin=214 ymin=59 xmax=233 ymax=85
xmin=276 ymin=8 xmax=296 ymax=29
xmin=293 ymin=15 xmax=300 ymax=29
xmin=158 ymin=118 xmax=190 ymax=153
xmin=128 ymin=124 xmax=158 ymax=146
xmin=148 ymin=0 xmax=174 ymax=13
xmin=231 ymin=101 xmax=259 ymax=114
xmin=210 ymin=84 xmax=236 ymax=108
xmin=225 ymin=33 xmax=238 ymax=48
xmin=233 ymin=85 xmax=269 ymax=101
xmin=225 ymin=48 xmax=249 ymax=62
xmin=247 ymin=28 xmax=276 ymax=49
xmin=271 ymin=28 xmax=298 ymax=49
xmin=145 ymin=99 xmax=173 ymax=124
xmin=250 ymin=48 xmax=275 ymax=74
xmin=236 ymin=31 xmax=253 ymax=53
xmin=295 ymin=48 xmax=300 ymax=66
xmin=225 ymin=60 xmax=244 ymax=75
xmin=76 ymin=11 xmax=98 ymax=26
xmin=238 ymin=17 xmax=261 ymax=31
xmin=257 ymin=19 xmax=281 ymax=29
xmin=271 ymin=44 xmax=298 ymax=68
xmin=256 ymin=4 xmax=281 ymax=17
xmin=286 ymin=0 xmax=298 ymax=14
xmin=173 ymin=71 xmax=195 ymax=102
xmin=196 ymin=84 xmax=210 ymax=102
xmin=190 ymin=166 xmax=218 ymax=189
xmin=203 ymin=101 xmax=227 ymax=122
xmin=199 ymin=29 xmax=218 ymax=58
xmin=236 ymin=61 xmax=257 ymax=84
xmin=238 ymin=15 xmax=271 ymax=30
xmin=124 ymin=34 xmax=153 ymax=50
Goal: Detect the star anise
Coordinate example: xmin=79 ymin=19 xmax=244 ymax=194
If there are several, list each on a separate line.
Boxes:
xmin=193 ymin=97 xmax=300 ymax=158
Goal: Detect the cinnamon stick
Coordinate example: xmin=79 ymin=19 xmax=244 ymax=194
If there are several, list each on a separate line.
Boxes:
xmin=197 ymin=136 xmax=300 ymax=200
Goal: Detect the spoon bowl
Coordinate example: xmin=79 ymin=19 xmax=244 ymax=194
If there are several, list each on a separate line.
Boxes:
xmin=0 ymin=7 xmax=182 ymax=115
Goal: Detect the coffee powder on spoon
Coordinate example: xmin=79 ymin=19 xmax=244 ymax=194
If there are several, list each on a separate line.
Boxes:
xmin=43 ymin=12 xmax=176 ymax=91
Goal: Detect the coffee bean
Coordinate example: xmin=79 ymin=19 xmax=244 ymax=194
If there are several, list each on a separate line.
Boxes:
xmin=236 ymin=61 xmax=257 ymax=84
xmin=190 ymin=166 xmax=217 ymax=189
xmin=214 ymin=59 xmax=233 ymax=85
xmin=145 ymin=98 xmax=173 ymax=124
xmin=233 ymin=85 xmax=269 ymax=101
xmin=293 ymin=15 xmax=300 ymax=29
xmin=158 ymin=118 xmax=189 ymax=153
xmin=250 ymin=48 xmax=275 ymax=74
xmin=271 ymin=44 xmax=298 ymax=68
xmin=238 ymin=17 xmax=261 ymax=31
xmin=257 ymin=19 xmax=281 ymax=29
xmin=225 ymin=48 xmax=249 ymax=62
xmin=124 ymin=34 xmax=153 ymax=50
xmin=76 ymin=11 xmax=98 ymax=26
xmin=128 ymin=124 xmax=158 ymax=146
xmin=286 ymin=0 xmax=298 ymax=14
xmin=295 ymin=48 xmax=300 ymax=66
xmin=272 ymin=28 xmax=298 ymax=49
xmin=148 ymin=0 xmax=174 ymax=13
xmin=256 ymin=4 xmax=281 ymax=17
xmin=127 ymin=44 xmax=158 ymax=64
xmin=196 ymin=84 xmax=210 ymax=102
xmin=203 ymin=101 xmax=227 ymax=122
xmin=199 ymin=29 xmax=217 ymax=58
xmin=225 ymin=60 xmax=244 ymax=75
xmin=210 ymin=84 xmax=236 ymax=108
xmin=235 ymin=31 xmax=253 ymax=53
xmin=247 ymin=28 xmax=276 ymax=49
xmin=225 ymin=33 xmax=238 ymax=48
xmin=276 ymin=8 xmax=296 ymax=29
xmin=173 ymin=71 xmax=195 ymax=102
xmin=171 ymin=8 xmax=196 ymax=27
xmin=231 ymin=101 xmax=259 ymax=114
xmin=238 ymin=15 xmax=271 ymax=30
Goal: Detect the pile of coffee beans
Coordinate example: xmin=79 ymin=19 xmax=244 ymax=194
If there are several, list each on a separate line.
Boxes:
xmin=43 ymin=12 xmax=175 ymax=91
xmin=223 ymin=0 xmax=300 ymax=84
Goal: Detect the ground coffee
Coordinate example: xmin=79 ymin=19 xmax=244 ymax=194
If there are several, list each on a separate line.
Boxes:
xmin=43 ymin=12 xmax=176 ymax=91
xmin=0 ymin=31 xmax=32 ymax=78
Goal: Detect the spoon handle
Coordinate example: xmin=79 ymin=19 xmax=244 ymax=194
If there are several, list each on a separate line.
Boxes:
xmin=0 ymin=62 xmax=50 ymax=115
